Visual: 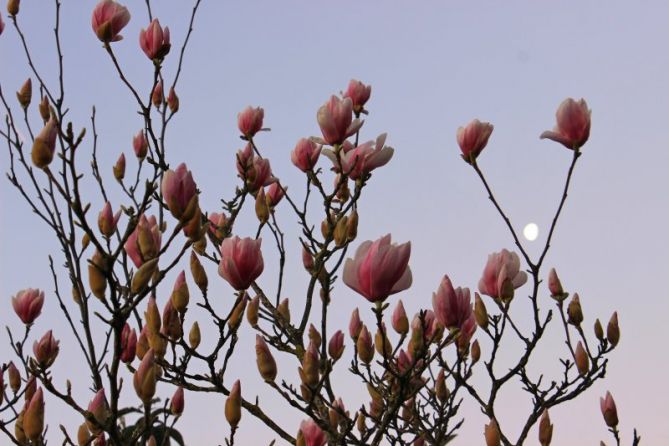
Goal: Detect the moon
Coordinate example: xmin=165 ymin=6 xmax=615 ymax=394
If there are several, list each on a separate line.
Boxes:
xmin=523 ymin=223 xmax=539 ymax=241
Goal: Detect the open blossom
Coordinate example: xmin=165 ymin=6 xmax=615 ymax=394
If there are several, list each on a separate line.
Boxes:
xmin=237 ymin=106 xmax=264 ymax=138
xmin=324 ymin=133 xmax=394 ymax=180
xmin=343 ymin=79 xmax=372 ymax=114
xmin=139 ymin=19 xmax=170 ymax=60
xmin=540 ymin=98 xmax=591 ymax=150
xmin=33 ymin=330 xmax=59 ymax=368
xmin=31 ymin=117 xmax=58 ymax=168
xmin=291 ymin=138 xmax=321 ymax=172
xmin=218 ymin=236 xmax=264 ymax=290
xmin=162 ymin=163 xmax=198 ymax=220
xmin=91 ymin=0 xmax=130 ymax=43
xmin=343 ymin=234 xmax=412 ymax=303
xmin=299 ymin=419 xmax=326 ymax=446
xmin=208 ymin=212 xmax=228 ymax=239
xmin=457 ymin=119 xmax=494 ymax=163
xmin=124 ymin=214 xmax=161 ymax=267
xmin=478 ymin=249 xmax=527 ymax=300
xmin=432 ymin=275 xmax=474 ymax=330
xmin=12 ymin=288 xmax=44 ymax=324
xmin=317 ymin=95 xmax=363 ymax=145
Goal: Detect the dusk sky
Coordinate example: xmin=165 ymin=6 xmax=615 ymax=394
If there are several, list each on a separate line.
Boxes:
xmin=1 ymin=1 xmax=667 ymax=444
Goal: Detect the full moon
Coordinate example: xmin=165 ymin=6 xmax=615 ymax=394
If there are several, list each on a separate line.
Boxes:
xmin=523 ymin=223 xmax=539 ymax=241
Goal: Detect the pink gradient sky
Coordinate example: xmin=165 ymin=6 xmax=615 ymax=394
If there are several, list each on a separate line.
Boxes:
xmin=1 ymin=1 xmax=667 ymax=444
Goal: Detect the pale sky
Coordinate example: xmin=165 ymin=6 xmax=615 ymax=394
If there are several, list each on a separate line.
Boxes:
xmin=1 ymin=1 xmax=667 ymax=445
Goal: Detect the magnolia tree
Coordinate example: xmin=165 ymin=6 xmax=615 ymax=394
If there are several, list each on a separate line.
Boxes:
xmin=0 ymin=1 xmax=642 ymax=445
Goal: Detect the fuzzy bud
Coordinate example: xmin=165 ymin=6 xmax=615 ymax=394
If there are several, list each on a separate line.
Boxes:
xmin=170 ymin=271 xmax=190 ymax=313
xmin=474 ymin=292 xmax=489 ymax=329
xmin=470 ymin=339 xmax=481 ymax=364
xmin=277 ymin=298 xmax=291 ymax=324
xmin=39 ymin=96 xmax=50 ymax=122
xmin=170 ymin=386 xmax=184 ymax=416
xmin=88 ymin=251 xmax=107 ymax=301
xmin=255 ymin=335 xmax=277 ymax=381
xmin=189 ymin=251 xmax=208 ymax=294
xmin=575 ymin=341 xmax=589 ymax=376
xmin=435 ymin=369 xmax=449 ymax=403
xmin=225 ymin=380 xmax=242 ymax=427
xmin=356 ymin=325 xmax=374 ymax=364
xmin=349 ymin=308 xmax=362 ymax=339
xmin=167 ymin=87 xmax=179 ymax=113
xmin=7 ymin=0 xmax=19 ymax=16
xmin=133 ymin=349 xmax=157 ymax=403
xmin=594 ymin=319 xmax=604 ymax=341
xmin=567 ymin=293 xmax=583 ymax=326
xmin=131 ymin=258 xmax=159 ymax=294
xmin=391 ymin=300 xmax=409 ymax=335
xmin=16 ymin=78 xmax=32 ymax=109
xmin=607 ymin=312 xmax=619 ymax=347
xmin=188 ymin=322 xmax=201 ymax=350
xmin=484 ymin=419 xmax=501 ymax=446
xmin=152 ymin=82 xmax=163 ymax=108
xmin=113 ymin=153 xmax=126 ymax=181
xmin=539 ymin=409 xmax=553 ymax=446
xmin=8 ymin=362 xmax=20 ymax=393
xmin=328 ymin=330 xmax=345 ymax=361
xmin=247 ymin=295 xmax=260 ymax=327
xmin=255 ymin=187 xmax=270 ymax=223
xmin=228 ymin=295 xmax=247 ymax=331
xmin=23 ymin=388 xmax=44 ymax=441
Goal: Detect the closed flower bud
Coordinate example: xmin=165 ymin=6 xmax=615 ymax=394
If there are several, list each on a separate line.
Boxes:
xmin=334 ymin=216 xmax=348 ymax=247
xmin=225 ymin=380 xmax=242 ymax=427
xmin=435 ymin=369 xmax=449 ymax=403
xmin=607 ymin=312 xmax=619 ymax=347
xmin=539 ymin=409 xmax=553 ymax=446
xmin=291 ymin=138 xmax=321 ymax=172
xmin=228 ymin=295 xmax=247 ymax=331
xmin=349 ymin=308 xmax=362 ymax=339
xmin=457 ymin=119 xmax=494 ymax=164
xmin=89 ymin=251 xmax=107 ymax=301
xmin=474 ymin=292 xmax=489 ymax=329
xmin=484 ymin=419 xmax=501 ymax=446
xmin=328 ymin=330 xmax=345 ymax=361
xmin=277 ymin=298 xmax=291 ymax=323
xmin=548 ymin=268 xmax=566 ymax=298
xmin=170 ymin=271 xmax=190 ymax=313
xmin=567 ymin=293 xmax=583 ymax=326
xmin=189 ymin=251 xmax=208 ymax=294
xmin=8 ymin=362 xmax=20 ymax=393
xmin=161 ymin=163 xmax=198 ymax=221
xmin=188 ymin=322 xmax=201 ymax=350
xmin=255 ymin=335 xmax=277 ymax=381
xmin=335 ymin=174 xmax=350 ymax=202
xmin=302 ymin=246 xmax=314 ymax=271
xmin=300 ymin=342 xmax=320 ymax=387
xmin=151 ymin=81 xmax=163 ymax=108
xmin=265 ymin=182 xmax=285 ymax=208
xmin=600 ymin=391 xmax=618 ymax=428
xmin=470 ymin=339 xmax=481 ymax=364
xmin=23 ymin=387 xmax=44 ymax=441
xmin=33 ymin=330 xmax=60 ymax=368
xmin=136 ymin=327 xmax=149 ymax=359
xmin=131 ymin=258 xmax=159 ymax=294
xmin=374 ymin=324 xmax=391 ymax=357
xmin=145 ymin=296 xmax=161 ymax=335
xmin=391 ymin=300 xmax=409 ymax=335
xmin=575 ymin=341 xmax=589 ymax=376
xmin=7 ymin=0 xmax=20 ymax=16
xmin=16 ymin=78 xmax=32 ymax=109
xmin=39 ymin=96 xmax=50 ymax=122
xmin=356 ymin=325 xmax=374 ymax=364
xmin=86 ymin=389 xmax=109 ymax=433
xmin=357 ymin=412 xmax=366 ymax=434
xmin=167 ymin=87 xmax=179 ymax=113
xmin=24 ymin=375 xmax=36 ymax=402
xmin=344 ymin=79 xmax=372 ymax=114
xmin=594 ymin=319 xmax=604 ymax=341
xmin=161 ymin=299 xmax=182 ymax=341
xmin=246 ymin=295 xmax=259 ymax=327
xmin=139 ymin=19 xmax=171 ymax=61
xmin=98 ymin=201 xmax=121 ymax=237
xmin=308 ymin=324 xmax=321 ymax=347
xmin=347 ymin=210 xmax=358 ymax=241
xmin=31 ymin=116 xmax=58 ymax=168
xmin=132 ymin=130 xmax=148 ymax=159
xmin=120 ymin=323 xmax=137 ymax=363
xmin=170 ymin=386 xmax=184 ymax=416
xmin=255 ymin=187 xmax=270 ymax=223
xmin=113 ymin=153 xmax=126 ymax=180
xmin=12 ymin=288 xmax=44 ymax=325
xmin=133 ymin=349 xmax=157 ymax=403
xmin=15 ymin=410 xmax=26 ymax=443
xmin=77 ymin=423 xmax=91 ymax=446
xmin=299 ymin=419 xmax=326 ymax=446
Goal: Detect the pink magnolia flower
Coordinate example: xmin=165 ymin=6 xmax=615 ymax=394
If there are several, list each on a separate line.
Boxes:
xmin=88 ymin=389 xmax=109 ymax=424
xmin=540 ymin=98 xmax=591 ymax=150
xmin=432 ymin=275 xmax=474 ymax=331
xmin=328 ymin=330 xmax=345 ymax=360
xmin=208 ymin=212 xmax=228 ymax=240
xmin=478 ymin=249 xmax=527 ymax=300
xmin=161 ymin=163 xmax=198 ymax=220
xmin=139 ymin=19 xmax=170 ymax=60
xmin=317 ymin=95 xmax=363 ymax=145
xmin=218 ymin=236 xmax=264 ymax=290
xmin=12 ymin=288 xmax=44 ymax=324
xmin=456 ymin=313 xmax=476 ymax=350
xmin=124 ymin=214 xmax=161 ymax=268
xmin=132 ymin=131 xmax=148 ymax=159
xmin=291 ymin=138 xmax=322 ymax=172
xmin=457 ymin=119 xmax=494 ymax=163
xmin=265 ymin=182 xmax=285 ymax=207
xmin=548 ymin=268 xmax=563 ymax=296
xmin=324 ymin=133 xmax=394 ymax=180
xmin=344 ymin=79 xmax=372 ymax=114
xmin=91 ymin=0 xmax=130 ymax=43
xmin=33 ymin=330 xmax=60 ymax=368
xmin=237 ymin=106 xmax=264 ymax=138
xmin=98 ymin=201 xmax=121 ymax=237
xmin=120 ymin=323 xmax=137 ymax=363
xmin=343 ymin=234 xmax=412 ymax=303
xmin=299 ymin=419 xmax=326 ymax=446
xmin=246 ymin=156 xmax=276 ymax=192
xmin=600 ymin=391 xmax=618 ymax=427
xmin=397 ymin=348 xmax=413 ymax=374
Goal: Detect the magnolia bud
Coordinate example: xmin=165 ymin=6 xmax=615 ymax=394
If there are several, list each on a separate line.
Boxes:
xmin=131 ymin=258 xmax=159 ymax=294
xmin=113 ymin=153 xmax=126 ymax=181
xmin=600 ymin=391 xmax=618 ymax=428
xmin=77 ymin=423 xmax=91 ymax=446
xmin=16 ymin=78 xmax=32 ymax=109
xmin=277 ymin=298 xmax=291 ymax=324
xmin=607 ymin=312 xmax=619 ymax=348
xmin=539 ymin=409 xmax=553 ymax=446
xmin=594 ymin=319 xmax=604 ymax=341
xmin=161 ymin=300 xmax=182 ymax=341
xmin=391 ymin=300 xmax=409 ymax=335
xmin=8 ymin=362 xmax=20 ymax=393
xmin=255 ymin=188 xmax=270 ymax=223
xmin=374 ymin=324 xmax=391 ymax=357
xmin=188 ymin=322 xmax=201 ymax=350
xmin=435 ymin=369 xmax=449 ymax=403
xmin=246 ymin=295 xmax=259 ymax=327
xmin=575 ymin=341 xmax=589 ymax=376
xmin=145 ymin=296 xmax=161 ymax=336
xmin=356 ymin=326 xmax=374 ymax=364
xmin=38 ymin=96 xmax=50 ymax=122
xmin=170 ymin=386 xmax=184 ymax=416
xmin=88 ymin=252 xmax=107 ymax=301
xmin=7 ymin=0 xmax=20 ymax=16
xmin=25 ymin=376 xmax=36 ymax=402
xmin=170 ymin=271 xmax=190 ymax=313
xmin=133 ymin=350 xmax=157 ymax=403
xmin=320 ymin=218 xmax=331 ymax=239
xmin=152 ymin=82 xmax=163 ymax=108
xmin=346 ymin=210 xmax=358 ymax=241
xmin=474 ymin=293 xmax=488 ymax=329
xmin=334 ymin=216 xmax=348 ymax=247
xmin=567 ymin=293 xmax=583 ymax=326
xmin=328 ymin=330 xmax=345 ymax=361
xmin=225 ymin=380 xmax=242 ymax=427
xmin=308 ymin=324 xmax=322 ymax=347
xmin=302 ymin=246 xmax=314 ymax=271
xmin=189 ymin=251 xmax=208 ymax=294
xmin=357 ymin=412 xmax=366 ymax=434
xmin=349 ymin=308 xmax=362 ymax=340
xmin=23 ymin=388 xmax=44 ymax=441
xmin=167 ymin=87 xmax=179 ymax=113
xmin=300 ymin=343 xmax=320 ymax=387
xmin=136 ymin=327 xmax=149 ymax=360
xmin=228 ymin=295 xmax=247 ymax=331
xmin=484 ymin=419 xmax=501 ymax=446
xmin=15 ymin=410 xmax=26 ymax=443
xmin=255 ymin=335 xmax=277 ymax=381
xmin=470 ymin=339 xmax=481 ymax=364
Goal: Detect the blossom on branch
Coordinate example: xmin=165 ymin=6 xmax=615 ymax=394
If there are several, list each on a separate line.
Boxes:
xmin=91 ymin=0 xmax=130 ymax=43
